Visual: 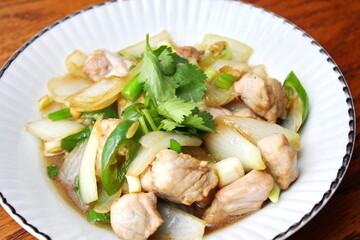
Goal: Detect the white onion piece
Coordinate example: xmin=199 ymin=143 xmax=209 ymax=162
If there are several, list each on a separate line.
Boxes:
xmin=59 ymin=140 xmax=87 ymax=186
xmin=25 ymin=119 xmax=85 ymax=142
xmin=205 ymin=125 xmax=265 ymax=172
xmin=202 ymin=34 xmax=253 ymax=62
xmin=47 ymin=74 xmax=93 ymax=103
xmin=118 ymin=30 xmax=176 ymax=56
xmin=127 ymin=131 xmax=202 ymax=176
xmin=217 ymin=116 xmax=300 ymax=150
xmin=66 ymin=62 xmax=142 ymax=112
xmin=93 ymin=188 xmax=121 ymax=214
xmin=153 ymin=203 xmax=206 ymax=240
xmin=79 ymin=118 xmax=101 ymax=204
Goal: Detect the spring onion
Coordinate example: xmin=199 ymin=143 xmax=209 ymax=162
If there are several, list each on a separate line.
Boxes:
xmin=87 ymin=208 xmax=110 ymax=223
xmin=214 ymin=72 xmax=236 ymax=90
xmin=47 ymin=165 xmax=59 ymax=178
xmin=121 ymin=73 xmax=144 ymax=102
xmin=81 ymin=106 xmax=117 ymax=120
xmin=170 ymin=139 xmax=182 ymax=153
xmin=48 ymin=108 xmax=72 ymax=121
xmin=61 ymin=126 xmax=92 ymax=151
xmin=204 ymin=67 xmax=220 ymax=83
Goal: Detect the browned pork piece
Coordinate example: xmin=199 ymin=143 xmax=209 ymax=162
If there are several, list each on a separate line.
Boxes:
xmin=176 ymin=46 xmax=202 ymax=63
xmin=234 ymin=73 xmax=288 ymax=122
xmin=257 ymin=133 xmax=298 ymax=190
xmin=141 ymin=149 xmax=218 ymax=205
xmin=110 ymin=192 xmax=163 ymax=240
xmin=83 ymin=49 xmax=133 ymax=81
xmin=95 ymin=119 xmax=121 ymax=179
xmin=202 ymin=170 xmax=273 ymax=225
xmin=207 ymin=107 xmax=232 ymax=119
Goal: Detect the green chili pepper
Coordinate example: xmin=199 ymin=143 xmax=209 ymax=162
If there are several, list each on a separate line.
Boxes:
xmin=122 ymin=103 xmax=145 ymax=121
xmin=282 ymin=71 xmax=309 ymax=131
xmin=61 ymin=126 xmax=92 ymax=151
xmin=87 ymin=208 xmax=110 ymax=223
xmin=81 ymin=106 xmax=117 ymax=120
xmin=101 ymin=120 xmax=142 ymax=195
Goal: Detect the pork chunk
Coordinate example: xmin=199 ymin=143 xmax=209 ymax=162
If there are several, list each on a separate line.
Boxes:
xmin=202 ymin=170 xmax=273 ymax=225
xmin=95 ymin=119 xmax=121 ymax=179
xmin=111 ymin=192 xmax=163 ymax=240
xmin=176 ymin=46 xmax=201 ymax=63
xmin=207 ymin=107 xmax=232 ymax=119
xmin=234 ymin=73 xmax=288 ymax=122
xmin=83 ymin=49 xmax=133 ymax=81
xmin=257 ymin=133 xmax=298 ymax=190
xmin=141 ymin=149 xmax=218 ymax=205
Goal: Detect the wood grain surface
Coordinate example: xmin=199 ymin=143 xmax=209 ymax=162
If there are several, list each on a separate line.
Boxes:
xmin=0 ymin=0 xmax=359 ymax=239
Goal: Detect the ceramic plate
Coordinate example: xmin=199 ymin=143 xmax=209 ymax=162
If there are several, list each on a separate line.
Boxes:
xmin=0 ymin=0 xmax=355 ymax=239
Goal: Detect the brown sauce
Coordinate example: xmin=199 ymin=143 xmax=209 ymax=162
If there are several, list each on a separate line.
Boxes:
xmin=43 ymin=146 xmax=262 ymax=237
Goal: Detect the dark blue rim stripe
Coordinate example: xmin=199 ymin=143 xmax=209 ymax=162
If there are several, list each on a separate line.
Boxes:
xmin=0 ymin=0 xmax=355 ymax=239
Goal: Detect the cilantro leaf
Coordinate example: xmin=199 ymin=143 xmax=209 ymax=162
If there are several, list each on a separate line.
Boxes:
xmin=138 ymin=36 xmax=177 ymax=102
xmin=198 ymin=111 xmax=217 ymax=131
xmin=161 ymin=119 xmax=183 ymax=132
xmin=172 ymin=64 xmax=207 ymax=102
xmin=158 ymin=99 xmax=197 ymax=123
xmin=158 ymin=47 xmax=176 ymax=75
xmin=183 ymin=114 xmax=216 ymax=133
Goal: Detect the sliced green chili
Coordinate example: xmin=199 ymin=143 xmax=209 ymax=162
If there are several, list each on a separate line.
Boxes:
xmin=101 ymin=120 xmax=142 ymax=195
xmin=87 ymin=208 xmax=110 ymax=224
xmin=170 ymin=139 xmax=182 ymax=153
xmin=283 ymin=71 xmax=309 ymax=123
xmin=61 ymin=126 xmax=92 ymax=151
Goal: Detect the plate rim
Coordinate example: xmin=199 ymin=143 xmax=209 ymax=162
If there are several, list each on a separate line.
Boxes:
xmin=0 ymin=0 xmax=355 ymax=239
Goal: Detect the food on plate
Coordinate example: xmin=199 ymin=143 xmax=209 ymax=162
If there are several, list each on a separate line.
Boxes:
xmin=25 ymin=31 xmax=309 ymax=239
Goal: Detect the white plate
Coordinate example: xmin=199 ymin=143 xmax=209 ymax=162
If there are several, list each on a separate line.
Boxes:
xmin=0 ymin=0 xmax=355 ymax=239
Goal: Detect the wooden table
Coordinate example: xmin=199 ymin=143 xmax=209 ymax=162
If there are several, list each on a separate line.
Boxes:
xmin=0 ymin=0 xmax=359 ymax=239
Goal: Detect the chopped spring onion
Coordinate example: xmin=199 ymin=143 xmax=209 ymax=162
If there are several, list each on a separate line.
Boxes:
xmin=142 ymin=108 xmax=157 ymax=131
xmin=48 ymin=108 xmax=72 ymax=121
xmin=121 ymin=73 xmax=144 ymax=102
xmin=81 ymin=106 xmax=117 ymax=120
xmin=170 ymin=139 xmax=182 ymax=153
xmin=139 ymin=116 xmax=149 ymax=134
xmin=214 ymin=72 xmax=236 ymax=90
xmin=87 ymin=208 xmax=110 ymax=224
xmin=204 ymin=67 xmax=220 ymax=83
xmin=47 ymin=165 xmax=59 ymax=178
xmin=61 ymin=126 xmax=92 ymax=151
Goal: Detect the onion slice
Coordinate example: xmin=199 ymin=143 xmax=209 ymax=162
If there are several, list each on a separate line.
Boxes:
xmin=153 ymin=203 xmax=206 ymax=240
xmin=217 ymin=116 xmax=300 ymax=150
xmin=25 ymin=119 xmax=85 ymax=142
xmin=127 ymin=131 xmax=202 ymax=176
